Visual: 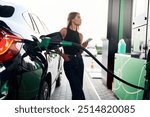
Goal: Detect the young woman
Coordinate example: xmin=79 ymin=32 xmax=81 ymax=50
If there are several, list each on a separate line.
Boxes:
xmin=59 ymin=12 xmax=88 ymax=100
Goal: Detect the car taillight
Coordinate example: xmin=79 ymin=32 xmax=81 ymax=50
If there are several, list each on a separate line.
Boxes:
xmin=0 ymin=29 xmax=22 ymax=63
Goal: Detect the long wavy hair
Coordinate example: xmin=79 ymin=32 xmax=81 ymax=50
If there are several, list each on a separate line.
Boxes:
xmin=67 ymin=12 xmax=80 ymax=30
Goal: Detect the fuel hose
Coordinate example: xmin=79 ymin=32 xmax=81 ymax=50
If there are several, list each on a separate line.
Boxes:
xmin=22 ymin=34 xmax=145 ymax=90
xmin=60 ymin=41 xmax=145 ymax=90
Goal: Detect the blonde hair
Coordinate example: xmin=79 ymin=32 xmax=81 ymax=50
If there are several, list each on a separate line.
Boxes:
xmin=67 ymin=12 xmax=79 ymax=28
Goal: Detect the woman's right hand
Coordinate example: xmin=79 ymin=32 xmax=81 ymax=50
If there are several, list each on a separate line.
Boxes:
xmin=61 ymin=54 xmax=70 ymax=61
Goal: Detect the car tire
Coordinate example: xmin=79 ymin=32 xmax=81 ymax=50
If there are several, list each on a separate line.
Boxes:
xmin=6 ymin=78 xmax=18 ymax=100
xmin=56 ymin=58 xmax=62 ymax=87
xmin=6 ymin=87 xmax=17 ymax=100
xmin=38 ymin=81 xmax=50 ymax=100
xmin=56 ymin=73 xmax=62 ymax=87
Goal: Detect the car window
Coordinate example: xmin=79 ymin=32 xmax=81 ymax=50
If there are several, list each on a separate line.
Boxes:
xmin=31 ymin=14 xmax=47 ymax=35
xmin=0 ymin=5 xmax=14 ymax=17
xmin=22 ymin=12 xmax=34 ymax=30
xmin=40 ymin=20 xmax=49 ymax=34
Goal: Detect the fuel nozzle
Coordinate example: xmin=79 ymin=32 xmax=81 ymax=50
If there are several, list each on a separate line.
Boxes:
xmin=38 ymin=32 xmax=63 ymax=50
xmin=38 ymin=32 xmax=73 ymax=51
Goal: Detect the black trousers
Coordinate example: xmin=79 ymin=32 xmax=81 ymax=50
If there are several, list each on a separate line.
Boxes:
xmin=63 ymin=55 xmax=85 ymax=100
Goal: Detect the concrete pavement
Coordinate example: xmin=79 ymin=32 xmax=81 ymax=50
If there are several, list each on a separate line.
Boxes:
xmin=50 ymin=68 xmax=117 ymax=100
xmin=50 ymin=70 xmax=100 ymax=100
xmin=50 ymin=55 xmax=117 ymax=100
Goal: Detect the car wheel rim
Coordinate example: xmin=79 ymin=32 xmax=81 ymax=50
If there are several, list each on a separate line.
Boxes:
xmin=41 ymin=82 xmax=50 ymax=100
xmin=43 ymin=87 xmax=49 ymax=99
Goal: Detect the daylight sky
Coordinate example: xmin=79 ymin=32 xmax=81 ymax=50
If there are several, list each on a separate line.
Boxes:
xmin=3 ymin=0 xmax=108 ymax=46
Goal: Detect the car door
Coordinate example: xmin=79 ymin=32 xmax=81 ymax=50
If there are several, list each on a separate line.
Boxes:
xmin=28 ymin=13 xmax=59 ymax=83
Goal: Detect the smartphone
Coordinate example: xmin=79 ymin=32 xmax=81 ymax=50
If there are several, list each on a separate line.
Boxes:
xmin=85 ymin=38 xmax=93 ymax=43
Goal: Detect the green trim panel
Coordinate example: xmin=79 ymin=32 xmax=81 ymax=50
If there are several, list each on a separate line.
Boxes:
xmin=113 ymin=54 xmax=146 ymax=100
